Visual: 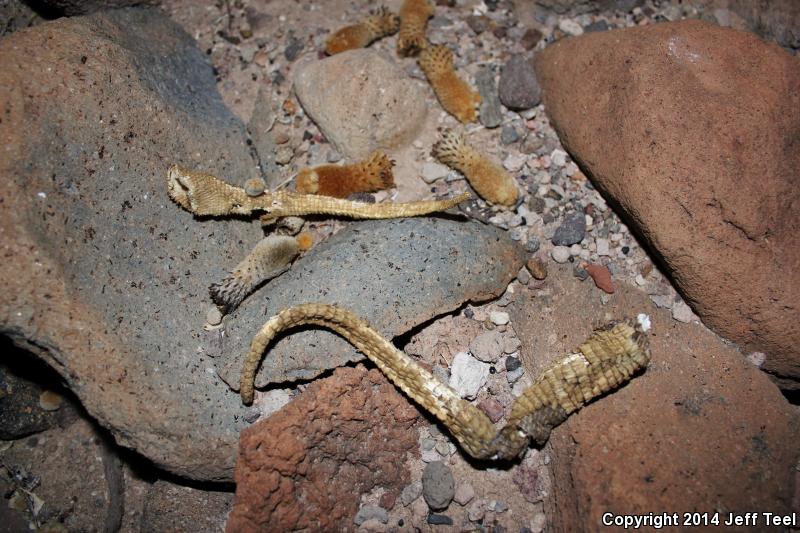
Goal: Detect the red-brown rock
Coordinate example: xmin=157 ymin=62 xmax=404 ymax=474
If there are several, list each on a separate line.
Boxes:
xmin=509 ymin=264 xmax=799 ymax=532
xmin=534 ymin=20 xmax=800 ymax=388
xmin=583 ymin=263 xmax=614 ymax=294
xmin=227 ymin=366 xmax=420 ymax=532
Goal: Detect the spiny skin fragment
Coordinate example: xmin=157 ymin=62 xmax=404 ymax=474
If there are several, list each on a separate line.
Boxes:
xmin=209 ymin=236 xmax=300 ymax=315
xmin=167 ymin=165 xmax=468 ymax=219
xmin=432 ymin=129 xmax=518 ymax=206
xmin=396 ymin=0 xmax=435 ymax=57
xmin=295 ymin=151 xmax=395 ymax=198
xmin=418 ymin=45 xmax=481 ymax=123
xmin=325 ymin=6 xmax=400 ymax=55
xmin=241 ymin=304 xmax=650 ymax=460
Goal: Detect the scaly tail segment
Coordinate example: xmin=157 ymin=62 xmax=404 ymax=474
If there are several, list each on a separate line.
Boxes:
xmin=241 ymin=303 xmax=651 ymax=460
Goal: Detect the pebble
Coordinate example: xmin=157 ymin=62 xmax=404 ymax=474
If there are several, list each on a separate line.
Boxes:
xmin=596 ymin=238 xmax=610 ymax=256
xmin=449 ymin=352 xmax=490 ymax=400
xmin=521 ymin=27 xmax=543 ymax=49
xmin=520 ymin=135 xmax=544 ymax=154
xmin=527 ymin=257 xmax=548 ymax=279
xmin=421 ymin=437 xmax=436 ymax=451
xmin=206 ymin=306 xmax=223 ymax=325
xmin=422 ymin=461 xmax=455 ymax=511
xmin=503 ymin=153 xmax=528 ymax=172
xmin=467 ymin=500 xmax=486 ymax=522
xmin=466 ymin=14 xmax=490 ymax=34
xmin=581 ymin=18 xmax=608 ymax=33
xmin=498 ymin=54 xmax=541 ymax=111
xmin=275 ymin=145 xmax=294 ymax=165
xmin=427 ymin=513 xmax=454 ymax=525
xmin=454 ymin=483 xmax=476 ymax=506
xmin=650 ymin=294 xmax=673 ymax=309
xmin=435 ymin=440 xmax=451 ymax=457
xmin=489 ymin=311 xmax=509 ymax=326
xmin=550 ymin=148 xmax=567 ymax=167
xmin=505 ymin=356 xmax=522 ymax=372
xmin=283 ymin=37 xmax=304 ymax=61
xmin=475 ymin=66 xmax=503 ymax=129
xmin=244 ymin=177 xmax=266 ymax=197
xmin=551 ymin=246 xmax=571 ymax=264
xmin=585 ymin=263 xmax=615 ymax=293
xmin=503 ymin=336 xmax=521 ymax=354
xmin=500 ymin=125 xmax=520 ymax=145
xmin=507 ymin=366 xmax=524 ymax=383
xmin=401 ymin=481 xmax=423 ymax=506
xmin=421 ymin=161 xmax=450 ymax=183
xmin=671 ymin=300 xmax=695 ymax=323
xmin=573 ymin=264 xmax=589 ymax=281
xmin=429 ymin=15 xmax=453 ymax=28
xmin=326 ymin=149 xmax=342 ymax=163
xmin=525 ymin=236 xmax=541 ymax=253
xmin=354 ymin=505 xmax=389 ymax=525
xmin=469 ymin=330 xmax=504 ymax=363
xmin=552 ymin=211 xmax=586 ymax=246
xmin=39 ymin=390 xmax=62 ymax=411
xmin=558 ymin=18 xmax=584 ymax=36
xmin=488 ymin=500 xmax=509 ymax=513
xmin=517 ymin=266 xmax=531 ymax=285
xmin=478 ymin=397 xmax=505 ymax=423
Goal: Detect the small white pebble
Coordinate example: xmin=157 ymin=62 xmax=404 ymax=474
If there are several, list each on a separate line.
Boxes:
xmin=636 ymin=313 xmax=651 ymax=332
xmin=503 ymin=153 xmax=528 ymax=172
xmin=551 ymin=246 xmax=570 ymax=263
xmin=570 ymin=243 xmax=582 ymax=256
xmin=489 ymin=311 xmax=510 ymax=326
xmin=206 ymin=306 xmax=223 ymax=326
xmin=558 ymin=18 xmax=584 ymax=36
xmin=746 ymin=351 xmax=766 ymax=367
xmin=635 ymin=274 xmax=647 ymax=286
xmin=550 ymin=149 xmax=567 ymax=167
xmin=596 ymin=238 xmax=610 ymax=256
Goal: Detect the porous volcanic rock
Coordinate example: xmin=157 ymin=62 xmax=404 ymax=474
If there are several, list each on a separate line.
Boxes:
xmin=217 ymin=218 xmax=526 ymax=389
xmin=508 ymin=264 xmax=799 ymax=531
xmin=0 ymin=8 xmax=261 ymax=481
xmin=293 ymin=49 xmax=428 ymax=159
xmin=533 ymin=20 xmax=800 ymax=388
xmin=227 ymin=366 xmax=420 ymax=532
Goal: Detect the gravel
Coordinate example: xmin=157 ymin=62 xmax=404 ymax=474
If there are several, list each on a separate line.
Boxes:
xmin=552 ymin=211 xmax=587 ymax=246
xmin=449 ymin=352 xmax=490 ymax=400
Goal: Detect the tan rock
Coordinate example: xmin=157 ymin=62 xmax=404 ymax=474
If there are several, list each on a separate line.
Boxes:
xmin=227 ymin=366 xmax=420 ymax=531
xmin=293 ymin=50 xmax=427 ymax=159
xmin=534 ymin=20 xmax=800 ymax=388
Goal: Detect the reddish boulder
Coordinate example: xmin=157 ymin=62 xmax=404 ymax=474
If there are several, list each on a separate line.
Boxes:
xmin=227 ymin=366 xmax=420 ymax=531
xmin=534 ymin=20 xmax=800 ymax=388
xmin=509 ymin=264 xmax=799 ymax=532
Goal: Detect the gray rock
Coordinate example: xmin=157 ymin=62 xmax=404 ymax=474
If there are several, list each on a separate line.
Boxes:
xmin=427 ymin=513 xmax=454 ymax=525
xmin=551 ymin=246 xmax=572 ymax=263
xmin=500 ymin=124 xmax=521 ymax=144
xmin=0 ymin=8 xmax=257 ymax=482
xmin=526 ymin=236 xmax=541 ymax=253
xmin=294 ymin=50 xmax=427 ymax=159
xmin=584 ymin=19 xmax=610 ymax=32
xmin=354 ymin=505 xmax=389 ymax=525
xmin=284 ymin=36 xmax=304 ymax=61
xmin=475 ymin=66 xmax=503 ymax=129
xmin=401 ymin=481 xmax=423 ymax=506
xmin=498 ymin=54 xmax=541 ymax=111
xmin=505 ymin=356 xmax=522 ymax=372
xmin=429 ymin=16 xmax=453 ymax=28
xmin=421 ymin=161 xmax=450 ymax=183
xmin=552 ymin=211 xmax=586 ymax=246
xmin=469 ymin=330 xmax=504 ymax=363
xmin=449 ymin=352 xmax=490 ymax=400
xmin=454 ymin=483 xmax=475 ymax=505
xmin=219 ymin=218 xmax=525 ymax=388
xmin=466 ymin=15 xmax=490 ymax=34
xmin=422 ymin=461 xmax=455 ymax=511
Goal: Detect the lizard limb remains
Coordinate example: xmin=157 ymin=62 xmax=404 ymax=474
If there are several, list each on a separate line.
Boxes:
xmin=241 ymin=303 xmax=650 ymax=460
xmin=396 ymin=0 xmax=435 ymax=56
xmin=209 ymin=235 xmax=300 ymax=315
xmin=325 ymin=6 xmax=400 ymax=55
xmin=418 ymin=45 xmax=481 ymax=123
xmin=432 ymin=129 xmax=518 ymax=207
xmin=295 ymin=151 xmax=395 ymax=198
xmin=167 ymin=165 xmax=468 ymax=219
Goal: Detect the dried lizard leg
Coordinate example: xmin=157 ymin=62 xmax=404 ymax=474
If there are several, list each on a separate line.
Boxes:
xmin=418 ymin=45 xmax=481 ymax=123
xmin=432 ymin=129 xmax=519 ymax=207
xmin=295 ymin=151 xmax=395 ymax=198
xmin=396 ymin=0 xmax=434 ymax=56
xmin=209 ymin=235 xmax=300 ymax=315
xmin=325 ymin=6 xmax=400 ymax=55
xmin=241 ymin=304 xmax=650 ymax=460
xmin=167 ymin=165 xmax=468 ymax=219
